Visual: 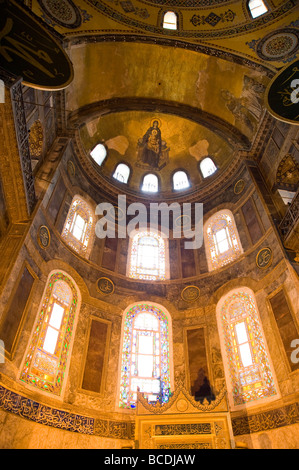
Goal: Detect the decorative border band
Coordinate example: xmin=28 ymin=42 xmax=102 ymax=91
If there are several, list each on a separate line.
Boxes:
xmin=1 ymin=384 xmax=297 ymax=438
xmin=232 ymin=402 xmax=299 ymax=435
xmin=0 ymin=385 xmax=134 ymax=439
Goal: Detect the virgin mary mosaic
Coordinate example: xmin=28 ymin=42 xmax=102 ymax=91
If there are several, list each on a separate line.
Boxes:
xmin=136 ymin=119 xmax=169 ymax=170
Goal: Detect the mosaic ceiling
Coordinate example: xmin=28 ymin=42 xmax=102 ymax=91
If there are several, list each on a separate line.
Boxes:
xmin=26 ymin=0 xmax=299 ymax=195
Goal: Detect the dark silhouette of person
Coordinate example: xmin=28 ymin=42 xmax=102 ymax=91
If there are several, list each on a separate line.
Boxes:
xmin=194 ymin=376 xmax=215 ymax=404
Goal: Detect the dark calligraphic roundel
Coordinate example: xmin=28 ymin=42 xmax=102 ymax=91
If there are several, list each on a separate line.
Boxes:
xmin=97 ymin=277 xmax=115 ymax=295
xmin=38 ymin=225 xmax=51 ymax=249
xmin=0 ymin=0 xmax=74 ymax=89
xmin=265 ymin=58 xmax=299 ymax=125
xmin=256 ymin=247 xmax=273 ymax=270
xmin=181 ymin=285 xmax=200 ymax=302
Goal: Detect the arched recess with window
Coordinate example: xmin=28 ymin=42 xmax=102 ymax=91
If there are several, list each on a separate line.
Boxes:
xmin=127 ymin=229 xmax=169 ymax=280
xmin=61 ymin=195 xmax=95 ymax=258
xmin=204 ymin=209 xmax=243 ymax=271
xmin=19 ymin=270 xmax=81 ymax=397
xmin=118 ymin=302 xmax=173 ymax=409
xmin=216 ymin=287 xmax=279 ymax=410
xmin=247 ymin=0 xmax=268 ymax=19
xmin=113 ymin=162 xmax=131 ymax=184
xmin=172 ymin=170 xmax=190 ymax=191
xmin=162 ymin=11 xmax=178 ymax=30
xmin=199 ymin=157 xmax=217 ymax=179
xmin=141 ymin=173 xmax=159 ymax=193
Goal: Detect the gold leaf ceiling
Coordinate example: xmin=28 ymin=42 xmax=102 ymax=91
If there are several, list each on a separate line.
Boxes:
xmin=27 ymin=0 xmax=299 ymax=194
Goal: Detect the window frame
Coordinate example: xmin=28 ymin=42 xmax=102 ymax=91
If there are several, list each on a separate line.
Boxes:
xmin=247 ymin=0 xmax=268 ymax=19
xmin=61 ymin=195 xmax=94 ymax=258
xmin=118 ymin=302 xmax=173 ymax=410
xmin=19 ymin=270 xmax=81 ymax=397
xmin=172 ymin=169 xmax=190 ymax=191
xmin=204 ymin=209 xmax=243 ymax=271
xmin=90 ymin=142 xmax=107 ymax=167
xmin=216 ymin=287 xmax=279 ymax=410
xmin=112 ymin=162 xmax=131 ymax=184
xmin=127 ymin=229 xmax=169 ymax=281
xmin=199 ymin=157 xmax=217 ymax=179
xmin=141 ymin=173 xmax=159 ymax=194
xmin=162 ymin=10 xmax=178 ymax=30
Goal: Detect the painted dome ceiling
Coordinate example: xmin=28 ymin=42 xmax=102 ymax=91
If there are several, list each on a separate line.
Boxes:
xmin=79 ymin=110 xmax=235 ymax=194
xmin=28 ymin=0 xmax=298 ymax=196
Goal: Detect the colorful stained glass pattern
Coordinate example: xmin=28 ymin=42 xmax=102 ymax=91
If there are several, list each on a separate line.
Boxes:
xmin=128 ymin=231 xmax=166 ymax=280
xmin=205 ymin=210 xmax=242 ymax=270
xmin=220 ymin=290 xmax=277 ymax=407
xmin=119 ymin=304 xmax=171 ymax=409
xmin=20 ymin=272 xmax=79 ymax=395
xmin=61 ymin=196 xmax=94 ymax=257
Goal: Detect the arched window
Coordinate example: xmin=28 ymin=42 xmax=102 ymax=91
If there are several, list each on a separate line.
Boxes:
xmin=216 ymin=288 xmax=278 ymax=409
xmin=204 ymin=209 xmax=243 ymax=271
xmin=61 ymin=196 xmax=94 ymax=257
xmin=200 ymin=157 xmax=217 ymax=178
xmin=19 ymin=271 xmax=80 ymax=396
xmin=127 ymin=231 xmax=167 ymax=280
xmin=173 ymin=170 xmax=190 ymax=190
xmin=141 ymin=173 xmax=158 ymax=193
xmin=113 ymin=163 xmax=130 ymax=183
xmin=90 ymin=143 xmax=107 ymax=166
xmin=119 ymin=303 xmax=172 ymax=409
xmin=248 ymin=0 xmax=268 ymax=18
xmin=163 ymin=11 xmax=177 ymax=30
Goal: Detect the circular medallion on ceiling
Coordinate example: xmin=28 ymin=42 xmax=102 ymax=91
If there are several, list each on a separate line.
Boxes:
xmin=256 ymin=28 xmax=299 ymax=61
xmin=37 ymin=0 xmax=82 ymax=28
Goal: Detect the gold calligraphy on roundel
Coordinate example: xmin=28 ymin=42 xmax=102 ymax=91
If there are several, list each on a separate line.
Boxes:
xmin=256 ymin=247 xmax=273 ymax=270
xmin=97 ymin=277 xmax=115 ymax=295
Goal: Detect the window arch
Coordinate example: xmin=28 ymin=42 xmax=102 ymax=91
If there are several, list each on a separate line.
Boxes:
xmin=204 ymin=209 xmax=243 ymax=271
xmin=19 ymin=271 xmax=81 ymax=396
xmin=248 ymin=0 xmax=268 ymax=18
xmin=173 ymin=170 xmax=190 ymax=190
xmin=127 ymin=230 xmax=167 ymax=280
xmin=200 ymin=157 xmax=217 ymax=178
xmin=162 ymin=11 xmax=177 ymax=30
xmin=216 ymin=287 xmax=278 ymax=409
xmin=61 ymin=196 xmax=94 ymax=257
xmin=90 ymin=143 xmax=107 ymax=166
xmin=119 ymin=303 xmax=172 ymax=409
xmin=113 ymin=163 xmax=130 ymax=184
xmin=141 ymin=173 xmax=159 ymax=193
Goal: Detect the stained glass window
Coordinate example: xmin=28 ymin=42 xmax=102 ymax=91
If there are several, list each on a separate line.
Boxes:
xmin=204 ymin=210 xmax=243 ymax=271
xmin=217 ymin=288 xmax=278 ymax=408
xmin=248 ymin=0 xmax=268 ymax=18
xmin=19 ymin=271 xmax=80 ymax=396
xmin=119 ymin=303 xmax=172 ymax=409
xmin=173 ymin=171 xmax=190 ymax=190
xmin=200 ymin=157 xmax=217 ymax=178
xmin=113 ymin=163 xmax=130 ymax=183
xmin=61 ymin=196 xmax=94 ymax=257
xmin=142 ymin=174 xmax=158 ymax=193
xmin=128 ymin=231 xmax=167 ymax=280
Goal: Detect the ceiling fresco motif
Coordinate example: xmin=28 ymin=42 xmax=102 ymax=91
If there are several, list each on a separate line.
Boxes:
xmin=26 ymin=0 xmax=298 ymax=195
xmin=79 ymin=110 xmax=234 ymax=193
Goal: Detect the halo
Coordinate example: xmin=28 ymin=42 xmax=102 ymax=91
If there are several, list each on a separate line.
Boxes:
xmin=150 ymin=117 xmax=162 ymax=128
